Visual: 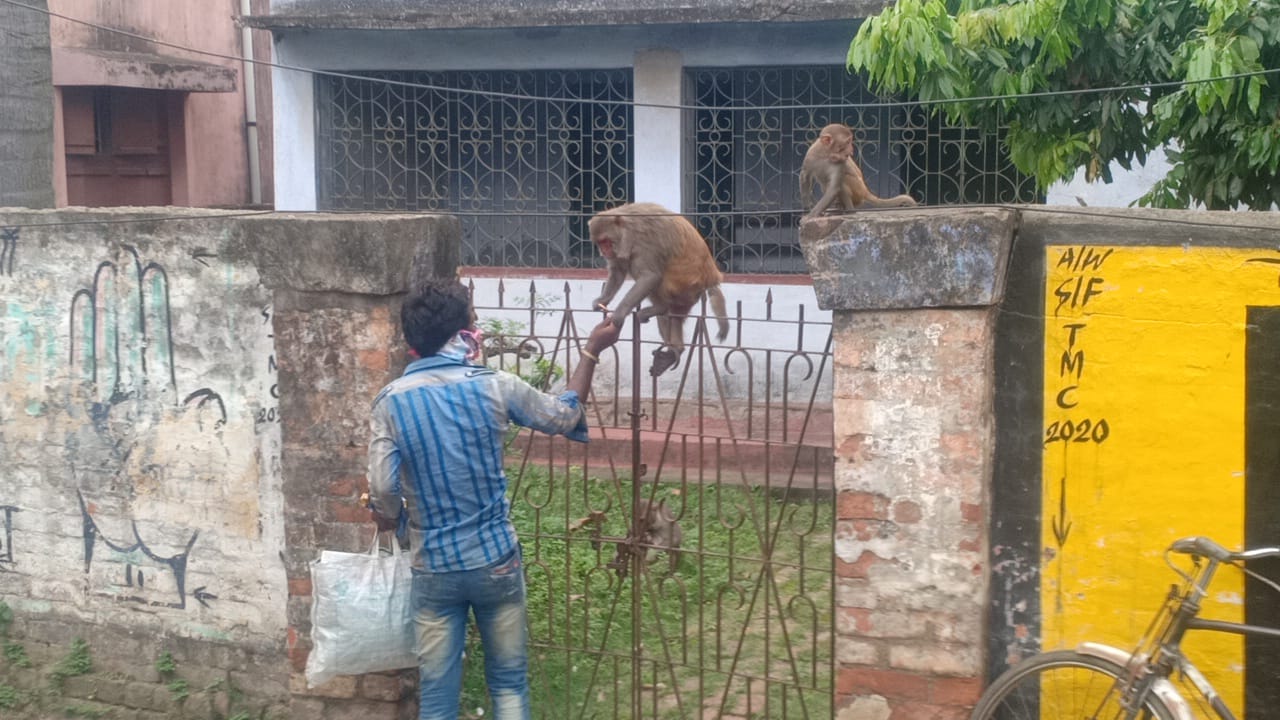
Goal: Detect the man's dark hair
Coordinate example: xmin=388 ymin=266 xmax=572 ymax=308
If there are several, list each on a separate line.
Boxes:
xmin=401 ymin=279 xmax=473 ymax=357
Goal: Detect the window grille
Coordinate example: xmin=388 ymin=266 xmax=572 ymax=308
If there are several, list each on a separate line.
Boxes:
xmin=685 ymin=65 xmax=1039 ymax=274
xmin=316 ymin=70 xmax=633 ymax=268
xmin=315 ymin=66 xmax=1037 ymax=274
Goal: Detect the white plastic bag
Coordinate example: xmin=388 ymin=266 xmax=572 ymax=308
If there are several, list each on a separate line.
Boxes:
xmin=305 ymin=531 xmax=417 ymax=687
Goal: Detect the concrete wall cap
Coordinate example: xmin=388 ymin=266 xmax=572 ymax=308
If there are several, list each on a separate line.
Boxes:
xmin=799 ymin=207 xmax=1019 ymax=311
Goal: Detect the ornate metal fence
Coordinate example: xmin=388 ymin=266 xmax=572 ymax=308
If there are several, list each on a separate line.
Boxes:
xmin=461 ymin=280 xmax=835 ymax=719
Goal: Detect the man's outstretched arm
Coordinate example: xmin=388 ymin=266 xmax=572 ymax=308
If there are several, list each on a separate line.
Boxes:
xmin=505 ymin=315 xmax=622 ymax=441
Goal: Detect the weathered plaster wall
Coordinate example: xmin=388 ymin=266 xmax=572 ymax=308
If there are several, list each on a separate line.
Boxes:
xmin=802 ymin=208 xmax=1014 ymax=719
xmin=0 ymin=209 xmax=288 ymax=716
xmin=0 ymin=208 xmax=459 ymax=719
xmin=1 ymin=209 xmax=283 ymax=632
xmin=256 ymin=0 xmax=887 ymax=29
xmin=805 ymin=206 xmax=1280 ymax=719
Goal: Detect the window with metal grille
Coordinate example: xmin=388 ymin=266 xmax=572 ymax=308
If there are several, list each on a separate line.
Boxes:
xmin=685 ymin=65 xmax=1040 ymax=274
xmin=315 ymin=69 xmax=633 ymax=268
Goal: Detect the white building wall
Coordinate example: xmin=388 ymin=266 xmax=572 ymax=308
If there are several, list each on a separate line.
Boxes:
xmin=271 ymin=62 xmax=316 ymax=211
xmin=269 ymin=21 xmax=847 ymax=392
xmin=271 ymin=21 xmax=1186 ymax=213
xmin=1046 ymin=149 xmax=1173 ymax=208
xmin=268 ymin=22 xmax=856 ymax=212
xmin=633 ymin=48 xmax=683 ymax=210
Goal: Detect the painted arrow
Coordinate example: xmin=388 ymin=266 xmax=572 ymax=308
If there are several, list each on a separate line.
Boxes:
xmin=192 ymin=586 xmax=219 ymax=608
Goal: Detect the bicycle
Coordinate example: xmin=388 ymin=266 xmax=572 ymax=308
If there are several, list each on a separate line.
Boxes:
xmin=970 ymin=535 xmax=1280 ymax=720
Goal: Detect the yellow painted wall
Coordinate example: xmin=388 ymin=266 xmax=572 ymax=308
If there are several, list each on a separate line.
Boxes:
xmin=1041 ymin=245 xmax=1280 ymax=707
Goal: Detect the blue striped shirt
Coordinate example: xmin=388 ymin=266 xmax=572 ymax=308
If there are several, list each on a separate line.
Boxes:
xmin=367 ymin=353 xmax=589 ymax=572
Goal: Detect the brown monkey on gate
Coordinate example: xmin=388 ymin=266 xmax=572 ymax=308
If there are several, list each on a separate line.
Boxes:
xmin=799 ymin=123 xmax=917 ymax=219
xmin=589 ymin=202 xmax=729 ymax=376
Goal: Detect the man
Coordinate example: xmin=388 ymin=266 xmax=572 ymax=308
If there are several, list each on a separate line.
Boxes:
xmin=367 ymin=279 xmax=621 ymax=720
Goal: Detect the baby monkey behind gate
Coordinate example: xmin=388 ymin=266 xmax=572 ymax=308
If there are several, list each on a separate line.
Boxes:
xmin=589 ymin=202 xmax=729 ymax=377
xmin=611 ymin=498 xmax=683 ymax=576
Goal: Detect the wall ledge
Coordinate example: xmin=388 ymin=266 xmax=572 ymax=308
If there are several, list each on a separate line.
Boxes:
xmin=230 ymin=213 xmax=461 ymax=295
xmin=799 ymin=207 xmax=1019 ymax=311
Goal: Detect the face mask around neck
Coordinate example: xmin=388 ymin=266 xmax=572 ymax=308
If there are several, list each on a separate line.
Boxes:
xmin=440 ymin=328 xmax=484 ymax=363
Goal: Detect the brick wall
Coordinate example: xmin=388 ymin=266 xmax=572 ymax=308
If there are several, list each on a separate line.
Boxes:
xmin=255 ymin=213 xmax=459 ymax=718
xmin=831 ymin=310 xmax=990 ymax=719
xmin=800 ymin=209 xmax=1015 ymax=719
xmin=275 ymin=296 xmax=415 ymax=717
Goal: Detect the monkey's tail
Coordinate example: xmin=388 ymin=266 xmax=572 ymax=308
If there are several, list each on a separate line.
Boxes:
xmin=706 ymin=286 xmax=729 ymax=342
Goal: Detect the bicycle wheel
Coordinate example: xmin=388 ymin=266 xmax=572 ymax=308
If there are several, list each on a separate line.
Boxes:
xmin=970 ymin=650 xmax=1174 ymax=720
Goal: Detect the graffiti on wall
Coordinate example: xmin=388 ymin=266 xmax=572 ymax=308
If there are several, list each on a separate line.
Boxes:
xmin=69 ymin=245 xmax=179 ymax=395
xmin=0 ymin=505 xmax=18 ymax=571
xmin=1041 ymin=245 xmax=1280 ymax=712
xmin=78 ymin=491 xmax=217 ymax=610
xmin=67 ymin=245 xmax=228 ymax=462
xmin=66 ymin=245 xmax=230 ymax=610
xmin=1 ymin=227 xmax=16 ymax=276
xmin=256 ymin=305 xmax=280 ymax=426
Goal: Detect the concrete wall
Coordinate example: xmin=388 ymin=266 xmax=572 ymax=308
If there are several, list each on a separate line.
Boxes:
xmin=0 ymin=208 xmax=458 ymax=719
xmin=0 ymin=0 xmax=55 ymax=209
xmin=805 ymin=206 xmax=1280 ymax=719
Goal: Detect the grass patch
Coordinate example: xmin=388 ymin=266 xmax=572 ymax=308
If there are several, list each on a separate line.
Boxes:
xmin=4 ymin=641 xmax=31 ymax=668
xmin=167 ymin=678 xmax=189 ymax=702
xmin=154 ymin=651 xmax=177 ymax=676
xmin=50 ymin=639 xmax=92 ymax=689
xmin=457 ymin=460 xmax=833 ymax=720
xmin=0 ymin=684 xmax=19 ymax=709
xmin=62 ymin=704 xmax=108 ymax=719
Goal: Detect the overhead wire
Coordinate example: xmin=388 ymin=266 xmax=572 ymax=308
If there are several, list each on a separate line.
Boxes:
xmin=1 ymin=0 xmax=1278 ymax=233
xmin=2 ymin=0 xmax=1279 ymax=112
xmin=6 ymin=204 xmax=1280 ymax=235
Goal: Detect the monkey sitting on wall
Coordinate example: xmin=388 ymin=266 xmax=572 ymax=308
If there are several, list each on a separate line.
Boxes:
xmin=589 ymin=202 xmax=729 ymax=376
xmin=799 ymin=123 xmax=917 ymax=219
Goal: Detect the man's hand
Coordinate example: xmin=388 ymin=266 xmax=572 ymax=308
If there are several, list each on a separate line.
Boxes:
xmin=566 ymin=314 xmax=623 ymax=400
xmin=585 ymin=314 xmax=623 ymax=357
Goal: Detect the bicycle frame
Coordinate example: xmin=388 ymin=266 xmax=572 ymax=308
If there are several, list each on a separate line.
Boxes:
xmin=1077 ymin=539 xmax=1280 ymax=720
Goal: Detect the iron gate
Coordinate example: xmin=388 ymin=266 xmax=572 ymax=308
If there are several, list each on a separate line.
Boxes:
xmin=462 ymin=280 xmax=835 ymax=719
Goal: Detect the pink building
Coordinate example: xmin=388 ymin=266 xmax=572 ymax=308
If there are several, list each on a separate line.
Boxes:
xmin=49 ymin=0 xmax=272 ymax=208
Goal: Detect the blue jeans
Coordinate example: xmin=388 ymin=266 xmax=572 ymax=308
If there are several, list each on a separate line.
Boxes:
xmin=411 ymin=545 xmax=531 ymax=720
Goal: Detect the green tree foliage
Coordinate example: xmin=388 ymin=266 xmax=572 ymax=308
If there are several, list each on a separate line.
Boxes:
xmin=848 ymin=0 xmax=1280 ymax=210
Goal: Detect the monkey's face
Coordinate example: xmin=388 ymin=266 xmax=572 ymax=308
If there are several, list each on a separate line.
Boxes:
xmin=590 ymin=223 xmax=618 ymax=259
xmin=825 ymin=134 xmax=853 ymax=162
